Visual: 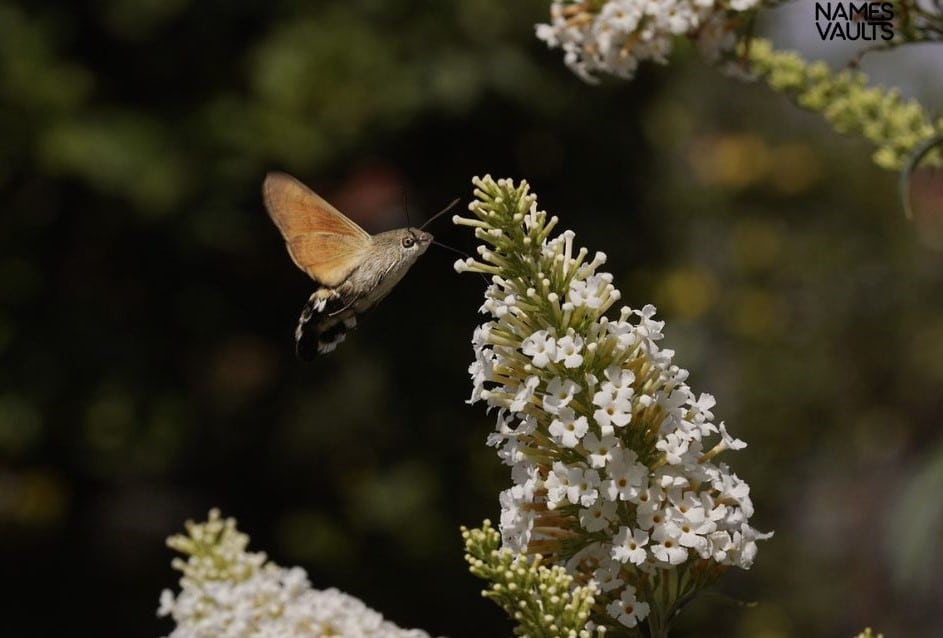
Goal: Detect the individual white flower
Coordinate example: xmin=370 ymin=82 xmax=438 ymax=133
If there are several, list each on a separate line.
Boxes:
xmin=686 ymin=392 xmax=718 ymax=437
xmin=708 ymin=529 xmax=735 ymax=562
xmin=549 ymin=407 xmax=590 ymax=448
xmin=671 ymin=490 xmax=709 ymax=524
xmin=650 ymin=521 xmax=689 ymax=565
xmin=580 ymin=432 xmax=619 ymax=468
xmin=592 ymin=387 xmax=632 ymax=433
xmin=731 ymin=523 xmax=774 ymax=569
xmin=483 ymin=292 xmax=518 ymax=317
xmin=565 ymin=466 xmax=601 ymax=507
xmin=630 ymin=484 xmax=665 ymax=510
xmin=718 ymin=422 xmax=748 ymax=450
xmin=607 ymin=317 xmax=639 ymax=350
xmin=554 ymin=332 xmax=585 ymax=368
xmin=653 ymin=465 xmax=691 ymax=490
xmin=611 ymin=527 xmax=649 ymax=566
xmin=496 ymin=411 xmax=537 ymax=438
xmin=656 ymin=431 xmax=691 ymax=465
xmin=602 ymin=364 xmax=635 ymax=396
xmin=713 ymin=466 xmax=754 ymax=518
xmin=544 ymin=460 xmax=573 ymax=508
xmin=636 ymin=500 xmax=668 ymax=531
xmin=606 ymin=586 xmax=651 ymax=628
xmin=700 ymin=491 xmax=728 ymax=524
xmin=580 ymin=499 xmax=618 ymax=533
xmin=676 ymin=514 xmax=713 ymax=555
xmin=509 ymin=375 xmax=540 ymax=412
xmin=543 ymin=377 xmax=582 ymax=414
xmin=635 ymin=303 xmax=665 ymax=345
xmin=592 ymin=557 xmax=626 ymax=593
xmin=568 ymin=274 xmax=612 ymax=309
xmin=522 ymin=329 xmax=557 ymax=368
xmin=604 ymin=449 xmax=648 ymax=501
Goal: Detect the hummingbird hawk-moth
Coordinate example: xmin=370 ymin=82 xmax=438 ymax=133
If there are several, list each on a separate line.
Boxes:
xmin=262 ymin=172 xmax=442 ymax=359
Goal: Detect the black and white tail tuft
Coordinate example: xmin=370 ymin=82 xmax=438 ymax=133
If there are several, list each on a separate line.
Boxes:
xmin=295 ymin=289 xmax=358 ymax=360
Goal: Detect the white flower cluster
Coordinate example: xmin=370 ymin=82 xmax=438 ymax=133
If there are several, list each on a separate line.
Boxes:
xmin=455 ymin=176 xmax=771 ymax=632
xmin=159 ymin=510 xmax=430 ymax=638
xmin=536 ymin=0 xmax=762 ymax=82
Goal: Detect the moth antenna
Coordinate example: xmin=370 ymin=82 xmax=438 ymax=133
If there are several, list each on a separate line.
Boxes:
xmin=402 ymin=189 xmax=412 ymax=228
xmin=420 ymin=198 xmax=462 ymax=231
xmin=431 ymin=240 xmax=489 ymax=285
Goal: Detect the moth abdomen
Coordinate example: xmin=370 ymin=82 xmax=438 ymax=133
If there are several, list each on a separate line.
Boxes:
xmin=295 ymin=288 xmax=359 ymax=360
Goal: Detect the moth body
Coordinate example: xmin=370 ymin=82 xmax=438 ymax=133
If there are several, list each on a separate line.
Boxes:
xmin=295 ymin=228 xmax=431 ymax=358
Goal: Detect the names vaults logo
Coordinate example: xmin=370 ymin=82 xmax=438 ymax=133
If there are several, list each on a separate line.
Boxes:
xmin=815 ymin=2 xmax=895 ymax=41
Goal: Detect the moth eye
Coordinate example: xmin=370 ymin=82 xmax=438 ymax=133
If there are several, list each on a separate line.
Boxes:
xmin=402 ymin=236 xmax=415 ymax=248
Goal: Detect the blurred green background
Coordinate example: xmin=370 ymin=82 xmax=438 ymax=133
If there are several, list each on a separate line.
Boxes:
xmin=2 ymin=0 xmax=942 ymax=636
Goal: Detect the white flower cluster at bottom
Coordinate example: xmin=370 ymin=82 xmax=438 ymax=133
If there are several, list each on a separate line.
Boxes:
xmin=159 ymin=511 xmax=431 ymax=638
xmin=159 ymin=569 xmax=430 ymax=638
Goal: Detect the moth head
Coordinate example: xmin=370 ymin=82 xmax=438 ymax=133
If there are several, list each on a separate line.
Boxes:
xmin=396 ymin=228 xmax=433 ymax=258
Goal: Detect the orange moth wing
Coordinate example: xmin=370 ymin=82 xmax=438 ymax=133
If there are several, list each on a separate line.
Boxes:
xmin=262 ymin=172 xmax=371 ymax=287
